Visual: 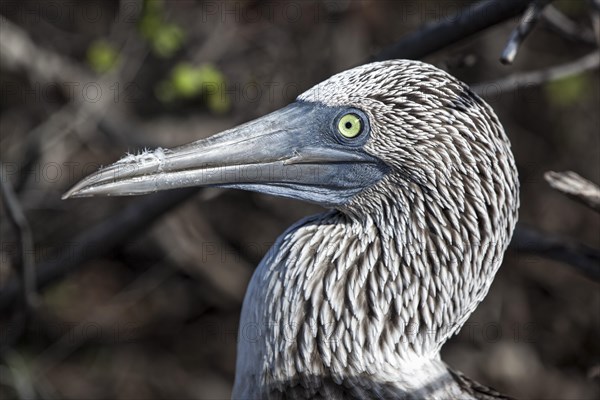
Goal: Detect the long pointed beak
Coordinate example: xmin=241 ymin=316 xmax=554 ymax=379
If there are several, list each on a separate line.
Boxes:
xmin=63 ymin=102 xmax=388 ymax=206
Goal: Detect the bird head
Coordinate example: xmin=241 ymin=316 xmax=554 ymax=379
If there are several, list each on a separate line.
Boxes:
xmin=64 ymin=61 xmax=517 ymax=235
xmin=62 ymin=71 xmax=392 ymax=207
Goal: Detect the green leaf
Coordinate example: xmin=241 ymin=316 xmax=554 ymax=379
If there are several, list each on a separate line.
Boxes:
xmin=155 ymin=63 xmax=230 ymax=113
xmin=152 ymin=23 xmax=185 ymax=58
xmin=545 ymin=74 xmax=589 ymax=107
xmin=139 ymin=14 xmax=162 ymax=40
xmin=172 ymin=63 xmax=203 ymax=97
xmin=197 ymin=64 xmax=229 ymax=113
xmin=87 ymin=40 xmax=119 ymax=73
xmin=207 ymin=90 xmax=230 ymax=114
xmin=139 ymin=0 xmax=184 ymax=58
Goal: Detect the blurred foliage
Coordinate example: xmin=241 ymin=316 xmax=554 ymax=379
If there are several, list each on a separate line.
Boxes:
xmin=139 ymin=0 xmax=184 ymax=58
xmin=86 ymin=40 xmax=119 ymax=73
xmin=1 ymin=1 xmax=599 ymax=399
xmin=545 ymin=74 xmax=590 ymax=107
xmin=139 ymin=0 xmax=228 ymax=113
xmin=156 ymin=63 xmax=230 ymax=113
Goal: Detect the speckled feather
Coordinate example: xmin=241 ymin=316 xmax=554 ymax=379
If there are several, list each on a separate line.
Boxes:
xmin=233 ymin=60 xmax=519 ymax=399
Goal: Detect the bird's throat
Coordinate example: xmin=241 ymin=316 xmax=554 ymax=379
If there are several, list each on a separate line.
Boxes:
xmin=233 ymin=206 xmax=478 ymax=395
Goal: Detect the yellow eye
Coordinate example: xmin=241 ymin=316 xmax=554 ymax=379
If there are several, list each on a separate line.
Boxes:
xmin=337 ymin=113 xmax=363 ymax=138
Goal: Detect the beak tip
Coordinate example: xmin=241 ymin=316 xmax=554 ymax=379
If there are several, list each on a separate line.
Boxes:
xmin=61 ymin=187 xmax=80 ymax=200
xmin=62 ymin=180 xmax=93 ymax=199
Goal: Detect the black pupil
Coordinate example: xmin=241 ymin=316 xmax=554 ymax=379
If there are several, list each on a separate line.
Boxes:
xmin=345 ymin=121 xmax=353 ymax=129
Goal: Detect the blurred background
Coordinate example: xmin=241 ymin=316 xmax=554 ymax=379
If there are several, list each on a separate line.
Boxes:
xmin=0 ymin=0 xmax=599 ymax=399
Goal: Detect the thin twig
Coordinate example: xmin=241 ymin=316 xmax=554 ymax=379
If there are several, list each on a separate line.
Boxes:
xmin=500 ymin=0 xmax=552 ymax=65
xmin=0 ymin=16 xmax=88 ymax=86
xmin=0 ymin=9 xmax=150 ymax=216
xmin=0 ymin=13 xmax=148 ymax=168
xmin=542 ymin=5 xmax=596 ymax=45
xmin=373 ymin=0 xmax=535 ymax=61
xmin=472 ymin=51 xmax=600 ymax=96
xmin=511 ymin=225 xmax=600 ymax=283
xmin=544 ymin=171 xmax=600 ymax=212
xmin=0 ymin=164 xmax=38 ymax=311
xmin=0 ymin=189 xmax=199 ymax=311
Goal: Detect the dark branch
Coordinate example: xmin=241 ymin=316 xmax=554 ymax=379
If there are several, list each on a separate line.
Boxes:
xmin=500 ymin=0 xmax=552 ymax=64
xmin=374 ymin=0 xmax=535 ymax=61
xmin=0 ymin=164 xmax=38 ymax=311
xmin=544 ymin=171 xmax=600 ymax=212
xmin=511 ymin=225 xmax=600 ymax=283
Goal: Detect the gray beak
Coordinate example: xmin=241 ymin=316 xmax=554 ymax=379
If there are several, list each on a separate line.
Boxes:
xmin=63 ymin=102 xmax=388 ymax=207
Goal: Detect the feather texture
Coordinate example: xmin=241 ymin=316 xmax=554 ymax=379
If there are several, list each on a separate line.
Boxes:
xmin=233 ymin=60 xmax=519 ymax=399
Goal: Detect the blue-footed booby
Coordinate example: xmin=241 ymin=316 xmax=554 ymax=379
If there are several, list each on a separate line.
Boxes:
xmin=64 ymin=60 xmax=519 ymax=399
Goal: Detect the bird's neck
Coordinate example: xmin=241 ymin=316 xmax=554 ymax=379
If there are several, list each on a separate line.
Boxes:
xmin=234 ymin=185 xmax=509 ymax=395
